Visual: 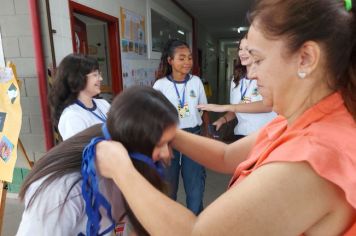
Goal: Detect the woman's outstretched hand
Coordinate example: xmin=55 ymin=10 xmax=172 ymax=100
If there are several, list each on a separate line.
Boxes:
xmin=197 ymin=104 xmax=228 ymax=113
xmin=95 ymin=141 xmax=132 ymax=179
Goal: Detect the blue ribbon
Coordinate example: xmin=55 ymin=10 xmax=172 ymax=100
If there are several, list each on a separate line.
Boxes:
xmin=168 ymin=74 xmax=190 ymax=108
xmin=79 ymin=124 xmax=164 ymax=235
xmin=129 ymin=152 xmax=164 ymax=178
xmin=80 ymin=136 xmax=115 ymax=236
xmin=102 ymin=123 xmax=164 ymax=178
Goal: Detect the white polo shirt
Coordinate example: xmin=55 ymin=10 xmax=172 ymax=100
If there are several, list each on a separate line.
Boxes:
xmin=230 ymin=77 xmax=276 ymax=136
xmin=153 ymin=75 xmax=207 ymax=129
xmin=58 ymin=98 xmax=110 ymax=140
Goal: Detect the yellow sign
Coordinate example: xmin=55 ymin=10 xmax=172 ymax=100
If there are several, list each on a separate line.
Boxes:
xmin=0 ymin=62 xmax=22 ymax=182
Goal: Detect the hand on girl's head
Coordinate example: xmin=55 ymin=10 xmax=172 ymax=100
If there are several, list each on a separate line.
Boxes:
xmin=95 ymin=140 xmax=132 ymax=179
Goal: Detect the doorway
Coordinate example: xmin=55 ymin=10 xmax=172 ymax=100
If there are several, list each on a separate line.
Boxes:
xmin=69 ymin=1 xmax=122 ymax=99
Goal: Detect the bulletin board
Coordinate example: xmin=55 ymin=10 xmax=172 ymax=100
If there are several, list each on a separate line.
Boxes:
xmin=120 ymin=7 xmax=147 ymax=59
xmin=0 ymin=62 xmax=22 ymax=182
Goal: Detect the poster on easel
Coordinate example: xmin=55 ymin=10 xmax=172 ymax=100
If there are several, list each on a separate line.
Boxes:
xmin=0 ymin=60 xmax=22 ymax=182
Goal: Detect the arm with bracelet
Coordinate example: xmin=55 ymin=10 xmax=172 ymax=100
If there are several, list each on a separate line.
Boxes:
xmin=213 ymin=112 xmax=236 ymax=130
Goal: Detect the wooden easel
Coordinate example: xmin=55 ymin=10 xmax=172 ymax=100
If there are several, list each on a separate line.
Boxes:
xmin=0 ymin=61 xmax=33 ymax=234
xmin=0 ymin=142 xmax=33 ymax=234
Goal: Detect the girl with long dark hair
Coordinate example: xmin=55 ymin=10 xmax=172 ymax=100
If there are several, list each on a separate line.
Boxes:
xmin=17 ymin=86 xmax=178 ymax=235
xmin=49 ymin=54 xmax=110 ymax=140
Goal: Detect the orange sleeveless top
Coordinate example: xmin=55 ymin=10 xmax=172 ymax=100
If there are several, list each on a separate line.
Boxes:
xmin=228 ymin=93 xmax=356 ymax=235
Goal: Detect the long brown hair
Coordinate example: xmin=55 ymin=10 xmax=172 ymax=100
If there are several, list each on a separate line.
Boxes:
xmin=233 ymin=34 xmax=248 ymax=87
xmin=48 ymin=54 xmax=99 ymax=126
xmin=19 ymin=86 xmax=179 ymax=235
xmin=249 ymin=0 xmax=356 ymax=120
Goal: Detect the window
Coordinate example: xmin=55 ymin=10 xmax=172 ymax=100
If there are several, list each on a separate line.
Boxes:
xmin=150 ymin=9 xmax=188 ymax=53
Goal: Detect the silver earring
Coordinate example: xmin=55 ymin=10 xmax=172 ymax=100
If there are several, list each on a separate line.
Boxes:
xmin=298 ymin=71 xmax=307 ymax=79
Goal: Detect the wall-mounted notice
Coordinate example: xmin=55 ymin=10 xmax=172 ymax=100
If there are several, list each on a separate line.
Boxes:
xmin=121 ymin=61 xmax=156 ymax=89
xmin=120 ymin=7 xmax=147 ymax=59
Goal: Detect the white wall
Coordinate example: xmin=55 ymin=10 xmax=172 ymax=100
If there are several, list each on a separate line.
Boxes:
xmin=0 ymin=0 xmax=49 ymax=164
xmin=0 ymin=0 xmax=200 ymax=165
xmin=50 ymin=0 xmax=192 ymax=86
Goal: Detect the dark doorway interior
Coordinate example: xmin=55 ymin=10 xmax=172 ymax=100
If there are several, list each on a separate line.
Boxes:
xmin=69 ymin=1 xmax=123 ymax=98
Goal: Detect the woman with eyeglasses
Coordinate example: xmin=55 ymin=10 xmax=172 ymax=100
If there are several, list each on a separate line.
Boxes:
xmin=49 ymin=54 xmax=110 ymax=140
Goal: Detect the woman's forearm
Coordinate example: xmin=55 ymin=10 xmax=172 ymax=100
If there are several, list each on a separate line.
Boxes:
xmin=172 ymin=129 xmax=256 ymax=174
xmin=112 ymin=165 xmax=197 ymax=236
xmin=232 ymin=101 xmax=273 ymax=113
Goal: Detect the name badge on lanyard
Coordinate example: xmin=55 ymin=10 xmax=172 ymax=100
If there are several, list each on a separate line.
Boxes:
xmin=75 ymin=99 xmax=107 ymax=122
xmin=240 ymin=79 xmax=252 ymax=103
xmin=169 ymin=74 xmax=191 ymax=119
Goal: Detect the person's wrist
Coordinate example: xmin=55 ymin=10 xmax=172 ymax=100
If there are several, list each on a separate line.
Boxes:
xmin=113 ymin=158 xmax=134 ymax=185
xmin=222 ymin=116 xmax=228 ymax=124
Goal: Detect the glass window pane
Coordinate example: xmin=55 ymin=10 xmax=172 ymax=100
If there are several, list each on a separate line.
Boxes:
xmin=151 ymin=10 xmax=188 ymax=52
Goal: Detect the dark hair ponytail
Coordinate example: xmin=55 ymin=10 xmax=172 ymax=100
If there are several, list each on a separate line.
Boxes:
xmin=156 ymin=39 xmax=189 ymax=80
xmin=121 ymin=160 xmax=168 ymax=235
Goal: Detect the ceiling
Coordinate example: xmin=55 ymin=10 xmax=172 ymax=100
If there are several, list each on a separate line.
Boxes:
xmin=174 ymin=0 xmax=252 ymax=40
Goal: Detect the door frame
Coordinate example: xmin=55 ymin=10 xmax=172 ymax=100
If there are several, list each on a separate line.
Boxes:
xmin=68 ymin=1 xmax=122 ymax=94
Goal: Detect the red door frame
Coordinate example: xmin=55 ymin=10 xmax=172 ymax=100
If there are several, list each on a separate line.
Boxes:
xmin=68 ymin=1 xmax=123 ymax=94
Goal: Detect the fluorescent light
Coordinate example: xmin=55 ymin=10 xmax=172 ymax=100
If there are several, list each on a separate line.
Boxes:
xmin=177 ymin=30 xmax=185 ymax=35
xmin=237 ymin=27 xmax=249 ymax=33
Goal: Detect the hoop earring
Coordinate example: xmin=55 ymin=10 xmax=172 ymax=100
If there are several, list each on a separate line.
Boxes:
xmin=298 ymin=71 xmax=307 ymax=79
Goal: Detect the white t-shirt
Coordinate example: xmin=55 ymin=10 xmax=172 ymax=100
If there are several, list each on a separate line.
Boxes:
xmin=230 ymin=77 xmax=277 ymax=136
xmin=58 ymin=98 xmax=110 ymax=140
xmin=153 ymin=75 xmax=208 ymax=129
xmin=16 ymin=173 xmax=128 ymax=236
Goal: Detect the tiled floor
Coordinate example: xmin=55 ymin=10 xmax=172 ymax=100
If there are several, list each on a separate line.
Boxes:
xmin=1 ymin=169 xmax=231 ymax=236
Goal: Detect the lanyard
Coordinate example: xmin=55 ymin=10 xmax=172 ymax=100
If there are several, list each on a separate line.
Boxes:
xmin=129 ymin=152 xmax=164 ymax=178
xmin=102 ymin=123 xmax=164 ymax=178
xmin=80 ymin=124 xmax=165 ymax=236
xmin=240 ymin=79 xmax=251 ymax=100
xmin=168 ymin=74 xmax=190 ymax=108
xmin=75 ymin=99 xmax=107 ymax=122
xmin=80 ymin=136 xmax=115 ymax=236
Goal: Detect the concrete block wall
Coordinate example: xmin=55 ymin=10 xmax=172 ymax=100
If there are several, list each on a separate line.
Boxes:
xmin=0 ymin=0 xmax=46 ymax=165
xmin=0 ymin=0 xmax=217 ymax=168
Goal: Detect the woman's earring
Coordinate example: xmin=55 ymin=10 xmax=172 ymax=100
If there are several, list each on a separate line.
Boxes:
xmin=298 ymin=71 xmax=307 ymax=79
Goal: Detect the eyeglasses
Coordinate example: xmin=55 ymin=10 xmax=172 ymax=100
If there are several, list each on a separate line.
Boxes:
xmin=87 ymin=71 xmax=102 ymax=79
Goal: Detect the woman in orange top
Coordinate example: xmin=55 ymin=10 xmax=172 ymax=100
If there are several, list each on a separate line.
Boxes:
xmin=95 ymin=0 xmax=356 ymax=235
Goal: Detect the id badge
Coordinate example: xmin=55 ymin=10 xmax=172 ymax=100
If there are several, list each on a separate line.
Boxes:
xmin=178 ymin=103 xmax=190 ymax=118
xmin=115 ymin=223 xmax=125 ymax=236
xmin=241 ymin=96 xmax=251 ymax=104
